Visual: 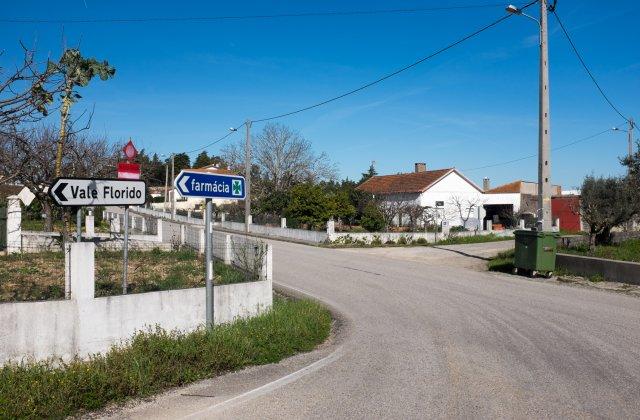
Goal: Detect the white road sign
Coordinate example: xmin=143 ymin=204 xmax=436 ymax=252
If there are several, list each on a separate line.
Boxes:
xmin=49 ymin=178 xmax=146 ymax=207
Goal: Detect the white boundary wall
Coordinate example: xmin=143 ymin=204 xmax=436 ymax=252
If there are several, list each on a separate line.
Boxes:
xmin=0 ymin=241 xmax=272 ymax=364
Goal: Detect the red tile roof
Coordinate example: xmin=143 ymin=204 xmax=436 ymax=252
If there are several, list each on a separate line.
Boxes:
xmin=356 ymin=168 xmax=454 ymax=194
xmin=485 ymin=180 xmax=523 ymax=194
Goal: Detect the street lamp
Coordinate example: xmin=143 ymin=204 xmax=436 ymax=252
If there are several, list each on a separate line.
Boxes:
xmin=507 ymin=1 xmax=552 ymax=232
xmin=613 ymin=120 xmax=636 ymax=161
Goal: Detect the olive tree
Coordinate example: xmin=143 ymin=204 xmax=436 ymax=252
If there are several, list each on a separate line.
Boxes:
xmin=580 ymin=175 xmax=638 ymax=247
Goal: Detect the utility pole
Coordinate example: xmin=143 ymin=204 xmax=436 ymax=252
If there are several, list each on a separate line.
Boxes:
xmin=164 ymin=162 xmax=169 ymax=212
xmin=170 ymin=153 xmax=176 ymax=220
xmin=245 ymin=119 xmax=252 ymax=233
xmin=538 ymin=0 xmax=552 ymax=232
xmin=628 ymin=118 xmax=635 ymax=163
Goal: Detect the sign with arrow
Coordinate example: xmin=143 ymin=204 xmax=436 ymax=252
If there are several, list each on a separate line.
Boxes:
xmin=174 ymin=170 xmax=245 ymax=199
xmin=49 ymin=178 xmax=146 ymax=207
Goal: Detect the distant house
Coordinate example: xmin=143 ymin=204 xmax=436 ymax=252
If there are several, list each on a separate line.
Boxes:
xmin=483 ymin=180 xmax=563 ymax=229
xmin=357 ymin=163 xmax=484 ymax=228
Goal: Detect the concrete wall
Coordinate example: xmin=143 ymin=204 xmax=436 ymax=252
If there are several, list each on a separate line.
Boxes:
xmin=329 ymin=229 xmax=513 ymax=245
xmin=557 ymin=253 xmax=640 ymax=285
xmin=0 ymin=241 xmax=273 ymax=364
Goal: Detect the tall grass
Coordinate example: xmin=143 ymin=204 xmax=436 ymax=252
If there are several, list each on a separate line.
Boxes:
xmin=0 ymin=297 xmax=331 ymax=418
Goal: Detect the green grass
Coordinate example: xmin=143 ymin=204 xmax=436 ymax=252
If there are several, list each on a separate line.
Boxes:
xmin=433 ymin=233 xmax=513 ymax=246
xmin=0 ymin=297 xmax=331 ymax=419
xmin=560 ymin=239 xmax=640 ymax=263
xmin=487 ymin=249 xmax=515 ymax=273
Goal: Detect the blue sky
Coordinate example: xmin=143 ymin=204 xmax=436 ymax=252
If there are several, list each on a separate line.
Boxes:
xmin=2 ymin=0 xmax=639 ymax=189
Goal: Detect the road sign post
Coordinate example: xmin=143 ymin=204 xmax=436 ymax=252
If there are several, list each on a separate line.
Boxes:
xmin=49 ymin=177 xmax=146 ymax=296
xmin=123 ymin=206 xmax=130 ymax=294
xmin=174 ymin=170 xmax=246 ymax=327
xmin=204 ymin=199 xmax=213 ymax=327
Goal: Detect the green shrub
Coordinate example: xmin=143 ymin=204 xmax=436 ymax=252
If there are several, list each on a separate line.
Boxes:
xmin=414 ymin=237 xmax=428 ymax=245
xmin=370 ymin=235 xmax=383 ymax=246
xmin=361 ymin=204 xmax=385 ymax=232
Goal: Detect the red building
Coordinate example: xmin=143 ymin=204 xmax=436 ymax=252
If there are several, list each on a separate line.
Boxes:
xmin=551 ymin=195 xmax=582 ymax=232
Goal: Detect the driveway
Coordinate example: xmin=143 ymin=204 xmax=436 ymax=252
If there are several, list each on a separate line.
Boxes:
xmin=106 ymin=239 xmax=640 ymax=419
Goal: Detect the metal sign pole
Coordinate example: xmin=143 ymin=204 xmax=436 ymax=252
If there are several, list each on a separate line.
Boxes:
xmin=123 ymin=206 xmax=129 ymax=295
xmin=76 ymin=208 xmax=82 ymax=242
xmin=205 ymin=198 xmax=213 ymax=327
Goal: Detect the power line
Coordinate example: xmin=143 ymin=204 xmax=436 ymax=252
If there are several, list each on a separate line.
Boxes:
xmin=254 ymin=1 xmax=539 ymax=123
xmin=2 ymin=3 xmax=520 ymax=24
xmin=177 ymin=2 xmax=537 ymax=154
xmin=463 ymin=126 xmax=618 ymax=172
xmin=552 ymin=10 xmax=632 ymax=123
xmin=181 ymin=121 xmax=245 ymax=155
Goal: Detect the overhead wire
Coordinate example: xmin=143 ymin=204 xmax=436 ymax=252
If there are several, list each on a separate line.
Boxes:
xmin=175 ymin=1 xmax=537 ymax=154
xmin=463 ymin=125 xmax=622 ymax=172
xmin=181 ymin=121 xmax=246 ymax=156
xmin=2 ymin=3 xmax=522 ymax=24
xmin=552 ymin=10 xmax=632 ymax=124
xmin=253 ymin=0 xmax=539 ymax=123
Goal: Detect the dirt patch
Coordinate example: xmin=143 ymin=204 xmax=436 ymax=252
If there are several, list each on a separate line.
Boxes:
xmin=0 ymin=249 xmax=251 ymax=302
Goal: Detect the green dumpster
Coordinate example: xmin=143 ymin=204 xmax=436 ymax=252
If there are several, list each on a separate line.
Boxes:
xmin=513 ymin=229 xmax=558 ymax=277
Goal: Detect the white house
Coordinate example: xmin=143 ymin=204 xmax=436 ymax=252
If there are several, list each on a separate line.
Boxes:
xmin=357 ymin=163 xmax=485 ymax=228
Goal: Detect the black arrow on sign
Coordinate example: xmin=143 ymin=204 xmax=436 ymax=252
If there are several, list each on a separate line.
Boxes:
xmin=53 ymin=182 xmax=68 ymax=202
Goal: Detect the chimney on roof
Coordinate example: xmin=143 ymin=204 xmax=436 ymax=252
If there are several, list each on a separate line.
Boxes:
xmin=415 ymin=162 xmax=427 ymax=173
xmin=483 ymin=177 xmax=490 ymax=191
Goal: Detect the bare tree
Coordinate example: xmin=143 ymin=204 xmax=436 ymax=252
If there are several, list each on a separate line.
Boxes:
xmin=404 ymin=203 xmax=426 ymax=231
xmin=223 ymin=123 xmax=336 ymax=191
xmin=0 ymin=43 xmax=59 ymax=134
xmin=376 ymin=199 xmax=410 ymax=231
xmin=448 ymin=195 xmax=484 ymax=229
xmin=0 ymin=125 xmax=117 ymax=231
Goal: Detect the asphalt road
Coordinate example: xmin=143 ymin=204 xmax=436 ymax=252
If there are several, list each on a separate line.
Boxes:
xmin=110 ymin=239 xmax=640 ymax=419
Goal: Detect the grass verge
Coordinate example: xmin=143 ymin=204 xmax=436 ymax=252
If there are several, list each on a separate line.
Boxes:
xmin=487 ymin=249 xmax=515 ymax=273
xmin=0 ymin=297 xmax=331 ymax=418
xmin=559 ymin=239 xmax=640 ymax=263
xmin=486 ymin=249 xmax=608 ymax=283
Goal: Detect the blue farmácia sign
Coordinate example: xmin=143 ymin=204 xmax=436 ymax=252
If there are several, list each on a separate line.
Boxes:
xmin=174 ymin=170 xmax=245 ymax=199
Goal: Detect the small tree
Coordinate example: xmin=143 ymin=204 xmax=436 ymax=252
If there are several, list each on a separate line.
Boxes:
xmin=404 ymin=203 xmax=426 ymax=231
xmin=49 ymin=49 xmax=115 ymax=177
xmin=358 ymin=163 xmax=378 ymax=184
xmin=172 ymin=152 xmax=191 ymax=173
xmin=329 ymin=190 xmax=356 ymax=225
xmin=581 ymin=175 xmax=638 ymax=247
xmin=285 ymin=183 xmax=332 ymax=229
xmin=0 ymin=43 xmax=58 ymax=134
xmin=360 ymin=204 xmax=385 ymax=232
xmin=448 ymin=195 xmax=483 ymax=229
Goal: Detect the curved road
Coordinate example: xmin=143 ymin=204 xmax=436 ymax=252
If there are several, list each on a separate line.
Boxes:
xmin=113 ymin=239 xmax=640 ymax=418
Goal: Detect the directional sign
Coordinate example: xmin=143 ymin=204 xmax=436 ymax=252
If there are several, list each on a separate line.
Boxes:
xmin=49 ymin=178 xmax=146 ymax=207
xmin=174 ymin=170 xmax=245 ymax=199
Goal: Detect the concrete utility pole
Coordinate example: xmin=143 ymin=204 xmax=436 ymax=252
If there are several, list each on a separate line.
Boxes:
xmin=171 ymin=153 xmax=176 ymax=220
xmin=244 ymin=119 xmax=252 ymax=233
xmin=628 ymin=118 xmax=635 ymax=162
xmin=164 ymin=161 xmax=169 ymax=212
xmin=538 ymin=0 xmax=552 ymax=232
xmin=507 ymin=0 xmax=553 ymax=231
